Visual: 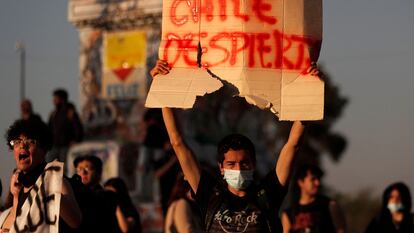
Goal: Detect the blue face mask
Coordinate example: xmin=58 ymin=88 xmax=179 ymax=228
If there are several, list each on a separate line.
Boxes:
xmin=387 ymin=202 xmax=404 ymax=213
xmin=223 ymin=169 xmax=254 ymax=190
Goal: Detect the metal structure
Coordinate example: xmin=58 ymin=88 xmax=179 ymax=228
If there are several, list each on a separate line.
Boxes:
xmin=16 ymin=42 xmax=26 ymax=102
xmin=68 ymin=2 xmax=165 ymax=232
xmin=68 ymin=0 xmax=162 ymax=140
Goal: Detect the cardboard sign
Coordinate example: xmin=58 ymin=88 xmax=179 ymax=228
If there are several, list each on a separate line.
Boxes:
xmin=102 ymin=30 xmax=147 ymax=100
xmin=146 ymin=0 xmax=324 ymax=120
xmin=2 ymin=161 xmax=64 ymax=233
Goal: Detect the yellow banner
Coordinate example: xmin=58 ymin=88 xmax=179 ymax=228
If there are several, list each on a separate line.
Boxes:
xmin=102 ymin=30 xmax=147 ymax=99
xmin=105 ymin=31 xmax=146 ymax=70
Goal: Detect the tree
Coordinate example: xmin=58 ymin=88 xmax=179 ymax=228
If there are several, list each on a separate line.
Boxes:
xmin=182 ymin=65 xmax=348 ymax=173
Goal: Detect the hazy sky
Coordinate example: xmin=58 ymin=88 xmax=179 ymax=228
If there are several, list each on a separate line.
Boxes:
xmin=1 ymin=0 xmax=413 ymax=200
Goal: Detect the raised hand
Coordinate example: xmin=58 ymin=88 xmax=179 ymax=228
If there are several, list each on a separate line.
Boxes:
xmin=150 ymin=60 xmax=171 ymax=78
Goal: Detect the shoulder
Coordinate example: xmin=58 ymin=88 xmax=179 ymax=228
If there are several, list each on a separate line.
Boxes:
xmin=176 ymin=199 xmax=191 ymax=209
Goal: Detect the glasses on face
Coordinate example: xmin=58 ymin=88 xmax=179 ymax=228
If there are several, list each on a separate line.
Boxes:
xmin=9 ymin=138 xmax=37 ymax=148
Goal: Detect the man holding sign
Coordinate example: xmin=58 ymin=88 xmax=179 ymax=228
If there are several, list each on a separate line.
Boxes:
xmin=151 ymin=60 xmax=320 ymax=233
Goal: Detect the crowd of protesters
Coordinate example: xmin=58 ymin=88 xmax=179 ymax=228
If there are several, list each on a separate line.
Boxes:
xmin=0 ymin=64 xmax=413 ymax=233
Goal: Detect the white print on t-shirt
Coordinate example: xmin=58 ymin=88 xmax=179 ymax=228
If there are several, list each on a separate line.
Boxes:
xmin=214 ymin=209 xmax=258 ymax=233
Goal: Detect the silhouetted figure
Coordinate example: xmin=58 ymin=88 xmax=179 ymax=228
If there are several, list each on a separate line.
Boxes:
xmin=282 ymin=165 xmax=346 ymax=233
xmin=137 ymin=108 xmax=178 ymax=215
xmin=365 ymin=182 xmax=414 ymax=233
xmin=104 ymin=178 xmax=142 ymax=233
xmin=47 ymin=89 xmax=83 ymax=165
xmin=165 ymin=173 xmax=202 ymax=233
xmin=20 ymin=99 xmax=43 ymax=123
xmin=74 ymin=155 xmax=119 ymax=233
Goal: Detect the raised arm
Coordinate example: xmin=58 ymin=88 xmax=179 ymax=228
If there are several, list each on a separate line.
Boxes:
xmin=150 ymin=60 xmax=201 ymax=192
xmin=162 ymin=108 xmax=201 ymax=193
xmin=276 ymin=121 xmax=305 ymax=186
xmin=276 ymin=64 xmax=319 ymax=186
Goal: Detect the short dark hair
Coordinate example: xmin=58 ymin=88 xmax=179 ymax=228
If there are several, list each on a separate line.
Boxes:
xmin=53 ymin=89 xmax=68 ymax=102
xmin=382 ymin=182 xmax=412 ymax=213
xmin=5 ymin=119 xmax=52 ymax=151
xmin=217 ymin=133 xmax=256 ymax=165
xmin=295 ymin=164 xmax=324 ymax=181
xmin=73 ymin=155 xmax=103 ymax=176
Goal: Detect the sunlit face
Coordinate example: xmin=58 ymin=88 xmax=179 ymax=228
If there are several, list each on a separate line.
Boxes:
xmin=76 ymin=160 xmax=100 ymax=187
xmin=219 ymin=149 xmax=254 ymax=175
xmin=11 ymin=134 xmax=45 ymax=173
xmin=388 ymin=189 xmax=402 ymax=205
xmin=298 ymin=171 xmax=321 ymax=196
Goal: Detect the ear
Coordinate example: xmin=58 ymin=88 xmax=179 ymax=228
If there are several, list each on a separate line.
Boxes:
xmin=218 ymin=162 xmax=224 ymax=176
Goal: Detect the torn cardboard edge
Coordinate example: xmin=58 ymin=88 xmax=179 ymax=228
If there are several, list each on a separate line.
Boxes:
xmin=145 ymin=62 xmax=324 ymax=121
xmin=145 ymin=67 xmax=223 ymax=108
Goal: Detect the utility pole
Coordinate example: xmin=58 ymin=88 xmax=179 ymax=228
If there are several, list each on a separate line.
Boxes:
xmin=16 ymin=42 xmax=26 ymax=102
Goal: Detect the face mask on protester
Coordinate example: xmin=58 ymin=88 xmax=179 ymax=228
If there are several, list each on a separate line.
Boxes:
xmin=223 ymin=169 xmax=253 ymax=190
xmin=387 ymin=202 xmax=404 ymax=213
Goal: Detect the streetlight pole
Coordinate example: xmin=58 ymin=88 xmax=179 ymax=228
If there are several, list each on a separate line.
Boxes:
xmin=16 ymin=42 xmax=26 ymax=102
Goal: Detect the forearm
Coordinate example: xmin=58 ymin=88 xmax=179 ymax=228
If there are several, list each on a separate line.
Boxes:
xmin=276 ymin=121 xmax=305 ymax=186
xmin=287 ymin=121 xmax=305 ymax=145
xmin=115 ymin=206 xmax=133 ymax=233
xmin=11 ymin=196 xmax=19 ymax=218
xmin=162 ymin=108 xmax=201 ymax=192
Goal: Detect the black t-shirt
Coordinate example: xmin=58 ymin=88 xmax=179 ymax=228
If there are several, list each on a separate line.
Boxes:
xmin=195 ymin=170 xmax=286 ymax=233
xmin=284 ymin=195 xmax=335 ymax=233
xmin=365 ymin=213 xmax=414 ymax=233
xmin=69 ymin=184 xmax=119 ymax=233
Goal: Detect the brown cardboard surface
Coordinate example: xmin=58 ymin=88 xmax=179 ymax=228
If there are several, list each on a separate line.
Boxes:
xmin=146 ymin=0 xmax=324 ymax=120
xmin=145 ymin=67 xmax=223 ymax=108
